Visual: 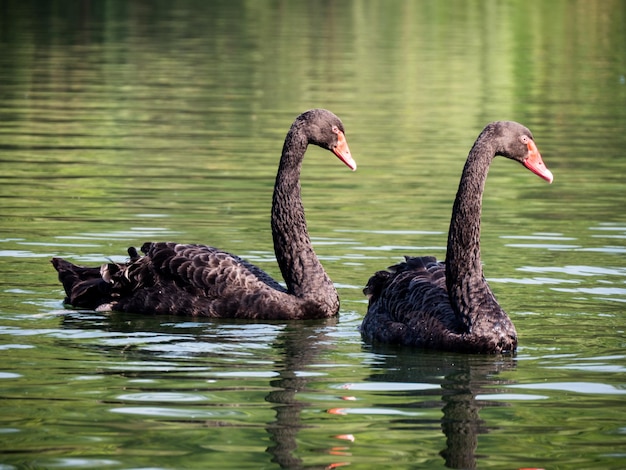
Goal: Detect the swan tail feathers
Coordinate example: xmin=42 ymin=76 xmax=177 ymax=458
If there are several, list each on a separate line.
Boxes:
xmin=363 ymin=270 xmax=390 ymax=299
xmin=393 ymin=256 xmax=439 ymax=273
xmin=128 ymin=246 xmax=140 ymax=260
xmin=364 ymin=256 xmax=443 ymax=300
xmin=51 ymin=247 xmax=142 ymax=309
xmin=51 ymin=257 xmax=114 ymax=309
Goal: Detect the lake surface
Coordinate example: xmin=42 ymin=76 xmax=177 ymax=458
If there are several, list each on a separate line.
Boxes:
xmin=1 ymin=1 xmax=625 ymax=468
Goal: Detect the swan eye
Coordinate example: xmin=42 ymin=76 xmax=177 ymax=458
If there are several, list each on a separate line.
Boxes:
xmin=331 ymin=125 xmax=340 ymax=135
xmin=520 ymin=135 xmax=530 ymax=144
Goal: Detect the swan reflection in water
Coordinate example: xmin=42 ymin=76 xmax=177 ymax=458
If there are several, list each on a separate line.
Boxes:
xmin=59 ymin=311 xmax=522 ymax=469
xmin=60 ymin=312 xmax=346 ymax=469
xmin=361 ymin=345 xmax=517 ymax=469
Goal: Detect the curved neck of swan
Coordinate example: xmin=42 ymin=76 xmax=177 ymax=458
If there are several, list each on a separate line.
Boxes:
xmin=271 ymin=128 xmax=337 ymax=307
xmin=445 ymin=138 xmax=495 ymax=321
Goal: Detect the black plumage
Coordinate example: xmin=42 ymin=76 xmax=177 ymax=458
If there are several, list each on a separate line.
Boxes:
xmin=361 ymin=121 xmax=553 ymax=353
xmin=52 ymin=109 xmax=356 ymax=319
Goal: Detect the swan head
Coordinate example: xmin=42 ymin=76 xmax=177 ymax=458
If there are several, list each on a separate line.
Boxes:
xmin=491 ymin=121 xmax=553 ymax=183
xmin=521 ymin=136 xmax=553 ymax=183
xmin=299 ymin=109 xmax=357 ymax=171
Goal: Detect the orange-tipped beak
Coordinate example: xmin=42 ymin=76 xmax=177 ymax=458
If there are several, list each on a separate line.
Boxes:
xmin=523 ymin=139 xmax=553 ymax=183
xmin=332 ymin=130 xmax=357 ymax=171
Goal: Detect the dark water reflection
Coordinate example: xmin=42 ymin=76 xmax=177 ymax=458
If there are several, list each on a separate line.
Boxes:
xmin=53 ymin=312 xmax=523 ymax=469
xmin=1 ymin=0 xmax=626 ymax=469
xmin=264 ymin=321 xmax=338 ymax=470
xmin=366 ymin=347 xmax=516 ymax=469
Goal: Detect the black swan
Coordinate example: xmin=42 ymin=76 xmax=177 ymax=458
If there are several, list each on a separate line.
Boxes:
xmin=52 ymin=109 xmax=356 ymax=319
xmin=361 ymin=121 xmax=553 ymax=353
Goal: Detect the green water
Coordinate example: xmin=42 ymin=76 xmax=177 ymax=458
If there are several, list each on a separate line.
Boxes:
xmin=1 ymin=1 xmax=625 ymax=468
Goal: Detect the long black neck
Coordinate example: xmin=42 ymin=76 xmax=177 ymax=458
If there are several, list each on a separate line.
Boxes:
xmin=445 ymin=134 xmax=498 ymax=325
xmin=271 ymin=125 xmax=337 ymax=308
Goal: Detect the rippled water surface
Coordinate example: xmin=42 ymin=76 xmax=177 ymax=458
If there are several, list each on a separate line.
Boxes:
xmin=1 ymin=1 xmax=625 ymax=468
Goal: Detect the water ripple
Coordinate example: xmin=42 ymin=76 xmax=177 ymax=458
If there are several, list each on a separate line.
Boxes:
xmin=116 ymin=392 xmax=210 ymax=403
xmin=518 ymin=265 xmax=626 ymax=276
xmin=110 ymin=406 xmax=247 ymax=418
xmin=333 ymin=382 xmax=439 ymax=392
xmin=508 ymin=382 xmax=626 ymax=395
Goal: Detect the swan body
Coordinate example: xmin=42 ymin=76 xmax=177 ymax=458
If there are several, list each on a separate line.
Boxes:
xmin=361 ymin=121 xmax=553 ymax=353
xmin=52 ymin=109 xmax=356 ymax=319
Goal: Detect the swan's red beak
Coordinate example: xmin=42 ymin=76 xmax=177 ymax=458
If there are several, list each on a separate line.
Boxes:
xmin=523 ymin=140 xmax=553 ymax=183
xmin=332 ymin=131 xmax=357 ymax=171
